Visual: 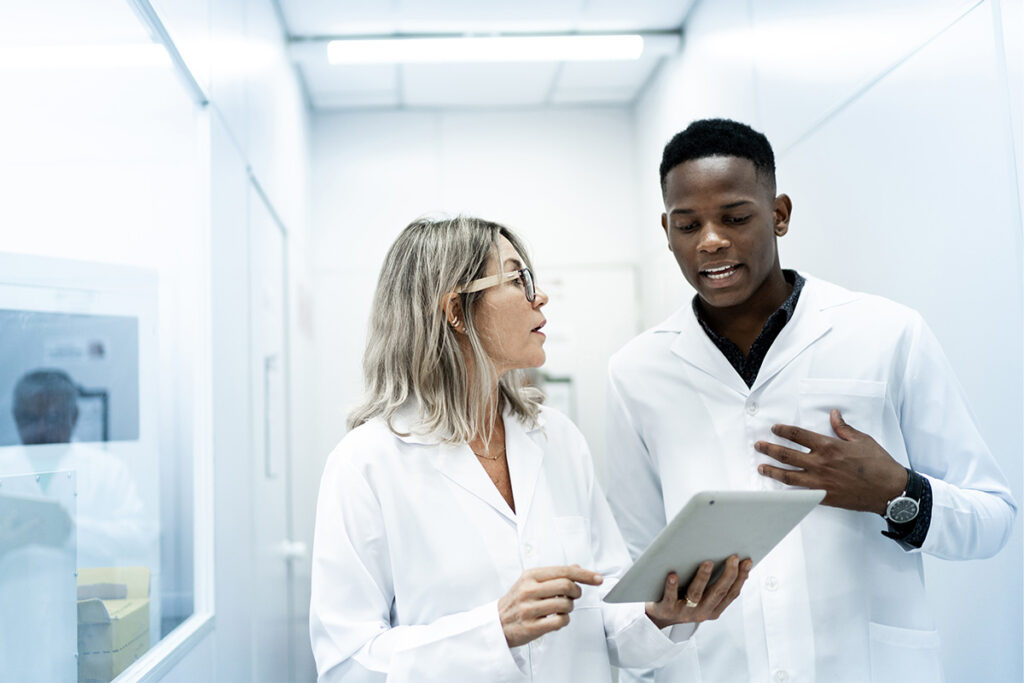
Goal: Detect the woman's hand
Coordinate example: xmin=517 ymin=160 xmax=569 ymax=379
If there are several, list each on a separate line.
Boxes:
xmin=498 ymin=565 xmax=603 ymax=647
xmin=644 ymin=555 xmax=752 ymax=629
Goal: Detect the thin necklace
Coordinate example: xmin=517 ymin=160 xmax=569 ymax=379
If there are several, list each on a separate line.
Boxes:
xmin=472 ymin=444 xmax=506 ymax=461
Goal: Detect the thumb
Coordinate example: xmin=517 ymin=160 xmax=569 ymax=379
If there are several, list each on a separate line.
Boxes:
xmin=830 ymin=409 xmax=860 ymax=440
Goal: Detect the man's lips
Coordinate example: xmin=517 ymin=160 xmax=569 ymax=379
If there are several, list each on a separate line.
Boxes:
xmin=700 ymin=263 xmax=741 ymax=281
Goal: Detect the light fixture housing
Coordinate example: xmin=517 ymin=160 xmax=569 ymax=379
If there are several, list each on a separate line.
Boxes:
xmin=325 ymin=34 xmax=653 ymax=65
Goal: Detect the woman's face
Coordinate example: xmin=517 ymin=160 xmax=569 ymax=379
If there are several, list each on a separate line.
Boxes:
xmin=472 ymin=236 xmax=549 ymax=377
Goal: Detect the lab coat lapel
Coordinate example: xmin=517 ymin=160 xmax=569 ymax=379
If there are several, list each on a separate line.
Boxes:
xmin=430 ymin=441 xmax=517 ymax=523
xmin=751 ymin=277 xmax=836 ymax=392
xmin=503 ymin=411 xmax=545 ymax=527
xmin=665 ymin=306 xmax=751 ymax=398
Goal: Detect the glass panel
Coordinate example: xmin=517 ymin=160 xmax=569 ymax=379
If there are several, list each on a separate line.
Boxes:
xmin=0 ymin=1 xmax=206 ymax=680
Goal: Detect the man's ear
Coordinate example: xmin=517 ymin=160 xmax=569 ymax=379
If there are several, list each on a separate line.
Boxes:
xmin=442 ymin=292 xmax=464 ymax=332
xmin=773 ymin=194 xmax=792 ymax=237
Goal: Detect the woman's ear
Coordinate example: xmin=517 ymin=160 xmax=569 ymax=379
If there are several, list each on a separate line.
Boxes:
xmin=442 ymin=292 xmax=464 ymax=332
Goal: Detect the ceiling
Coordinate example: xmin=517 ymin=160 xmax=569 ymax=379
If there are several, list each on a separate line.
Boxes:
xmin=277 ymin=0 xmax=695 ymax=110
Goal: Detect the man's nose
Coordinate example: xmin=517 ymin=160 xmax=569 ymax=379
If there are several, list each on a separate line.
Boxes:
xmin=697 ymin=224 xmax=730 ymax=252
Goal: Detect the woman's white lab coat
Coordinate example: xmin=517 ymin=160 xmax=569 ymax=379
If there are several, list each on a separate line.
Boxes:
xmin=310 ymin=405 xmax=694 ymax=682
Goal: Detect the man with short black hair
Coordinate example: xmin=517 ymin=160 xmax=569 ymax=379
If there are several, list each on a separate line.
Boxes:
xmin=606 ymin=118 xmax=1016 ymax=682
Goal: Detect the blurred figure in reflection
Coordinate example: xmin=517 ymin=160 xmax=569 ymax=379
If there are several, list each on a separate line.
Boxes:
xmin=2 ymin=367 xmax=155 ymax=569
xmin=13 ymin=369 xmax=80 ymax=445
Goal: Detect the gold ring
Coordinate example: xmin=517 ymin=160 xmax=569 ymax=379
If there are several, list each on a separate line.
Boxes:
xmin=685 ymin=597 xmax=699 ymax=608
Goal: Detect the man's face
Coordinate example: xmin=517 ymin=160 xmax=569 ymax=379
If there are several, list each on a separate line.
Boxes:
xmin=13 ymin=392 xmax=77 ymax=445
xmin=661 ymin=156 xmax=790 ymax=311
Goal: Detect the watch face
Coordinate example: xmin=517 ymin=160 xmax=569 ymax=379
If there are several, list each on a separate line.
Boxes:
xmin=887 ymin=497 xmax=919 ymax=523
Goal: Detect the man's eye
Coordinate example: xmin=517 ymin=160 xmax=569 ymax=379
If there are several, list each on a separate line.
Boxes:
xmin=724 ymin=215 xmax=751 ymax=224
xmin=675 ymin=222 xmax=699 ymax=232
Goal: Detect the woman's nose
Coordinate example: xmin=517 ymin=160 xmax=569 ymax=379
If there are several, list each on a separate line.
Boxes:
xmin=533 ymin=287 xmax=549 ymax=307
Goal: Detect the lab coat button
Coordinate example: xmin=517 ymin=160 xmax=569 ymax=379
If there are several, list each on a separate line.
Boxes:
xmin=774 ymin=669 xmax=789 ymax=682
xmin=522 ymin=543 xmax=534 ymax=556
xmin=764 ymin=576 xmax=779 ymax=591
xmin=746 ymin=402 xmax=758 ymax=415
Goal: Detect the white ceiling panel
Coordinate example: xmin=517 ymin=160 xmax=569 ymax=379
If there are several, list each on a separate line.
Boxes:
xmin=279 ymin=0 xmax=691 ymax=110
xmin=313 ymin=90 xmax=400 ymax=109
xmin=303 ymin=62 xmax=398 ymax=92
xmin=401 ymin=62 xmax=558 ymax=107
xmin=301 ymin=62 xmax=399 ymax=109
xmin=549 ymin=87 xmax=638 ymax=105
xmin=279 ymin=0 xmax=692 ymax=36
xmin=556 ymin=53 xmax=662 ymax=91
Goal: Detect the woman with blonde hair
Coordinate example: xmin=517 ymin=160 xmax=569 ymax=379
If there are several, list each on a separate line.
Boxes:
xmin=310 ymin=216 xmax=751 ymax=682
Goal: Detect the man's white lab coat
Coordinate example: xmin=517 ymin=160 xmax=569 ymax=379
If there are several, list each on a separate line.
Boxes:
xmin=606 ymin=275 xmax=1015 ymax=683
xmin=310 ymin=405 xmax=695 ymax=683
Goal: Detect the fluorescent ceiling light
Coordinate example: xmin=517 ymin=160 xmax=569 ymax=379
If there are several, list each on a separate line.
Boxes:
xmin=327 ymin=35 xmax=646 ymax=65
xmin=0 ymin=44 xmax=172 ymax=70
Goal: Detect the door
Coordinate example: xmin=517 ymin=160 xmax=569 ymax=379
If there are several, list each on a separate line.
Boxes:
xmin=248 ymin=180 xmax=301 ymax=681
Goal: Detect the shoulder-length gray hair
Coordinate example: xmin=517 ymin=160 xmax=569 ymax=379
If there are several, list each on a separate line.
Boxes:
xmin=348 ymin=216 xmax=543 ymax=442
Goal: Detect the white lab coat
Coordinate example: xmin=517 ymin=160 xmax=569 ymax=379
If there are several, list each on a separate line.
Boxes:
xmin=606 ymin=275 xmax=1016 ymax=683
xmin=310 ymin=404 xmax=696 ymax=683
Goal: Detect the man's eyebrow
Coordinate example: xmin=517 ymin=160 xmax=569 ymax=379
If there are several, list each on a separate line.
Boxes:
xmin=668 ymin=200 xmax=753 ymax=215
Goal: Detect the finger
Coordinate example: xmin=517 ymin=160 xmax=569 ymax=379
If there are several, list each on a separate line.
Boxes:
xmin=703 ymin=555 xmax=740 ymax=608
xmin=757 ymin=464 xmax=815 ymax=488
xmin=656 ymin=572 xmax=679 ymax=604
xmin=682 ymin=560 xmax=714 ymax=604
xmin=529 ymin=565 xmax=603 ymax=586
xmin=754 ymin=441 xmax=814 ymax=469
xmin=532 ymin=577 xmax=583 ymax=600
xmin=771 ymin=423 xmax=830 ymax=450
xmin=532 ymin=612 xmax=571 ymax=636
xmin=527 ymin=596 xmax=575 ymax=619
xmin=830 ymin=409 xmax=862 ymax=441
xmin=710 ymin=558 xmax=752 ymax=619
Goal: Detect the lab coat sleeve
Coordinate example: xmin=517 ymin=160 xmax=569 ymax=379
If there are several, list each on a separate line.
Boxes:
xmin=897 ymin=315 xmax=1016 ymax=559
xmin=569 ymin=420 xmax=696 ymax=669
xmin=604 ymin=366 xmax=668 ymax=561
xmin=309 ymin=451 xmax=526 ymax=683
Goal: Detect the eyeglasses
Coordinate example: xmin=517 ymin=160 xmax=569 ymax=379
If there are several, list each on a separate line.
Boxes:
xmin=458 ymin=267 xmax=536 ymax=302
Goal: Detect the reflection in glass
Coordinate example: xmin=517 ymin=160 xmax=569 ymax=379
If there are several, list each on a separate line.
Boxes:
xmin=0 ymin=309 xmax=139 ymax=447
xmin=1 ymin=336 xmax=155 ymax=681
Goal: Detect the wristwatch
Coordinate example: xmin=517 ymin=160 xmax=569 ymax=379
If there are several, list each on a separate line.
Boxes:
xmin=884 ymin=467 xmax=922 ymax=524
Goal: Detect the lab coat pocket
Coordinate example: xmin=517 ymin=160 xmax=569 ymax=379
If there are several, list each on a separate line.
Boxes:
xmin=797 ymin=378 xmax=886 ymax=438
xmin=553 ymin=515 xmax=599 ymax=607
xmin=868 ymin=622 xmax=942 ymax=683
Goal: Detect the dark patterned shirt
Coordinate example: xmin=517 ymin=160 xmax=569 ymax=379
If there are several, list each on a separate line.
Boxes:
xmin=692 ymin=269 xmax=930 ymax=548
xmin=693 ymin=270 xmax=806 ymax=387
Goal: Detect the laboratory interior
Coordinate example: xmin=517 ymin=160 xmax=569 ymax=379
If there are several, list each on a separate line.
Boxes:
xmin=0 ymin=0 xmax=1021 ymax=681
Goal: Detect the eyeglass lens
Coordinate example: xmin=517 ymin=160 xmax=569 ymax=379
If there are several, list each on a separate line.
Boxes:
xmin=522 ymin=268 xmax=536 ymax=302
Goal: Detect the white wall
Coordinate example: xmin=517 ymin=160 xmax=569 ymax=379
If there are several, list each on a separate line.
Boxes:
xmin=632 ymin=0 xmax=1023 ymax=680
xmin=311 ymin=107 xmax=640 ymax=478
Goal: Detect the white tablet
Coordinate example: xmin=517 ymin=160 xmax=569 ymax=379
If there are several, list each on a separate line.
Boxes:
xmin=603 ymin=489 xmax=825 ymax=604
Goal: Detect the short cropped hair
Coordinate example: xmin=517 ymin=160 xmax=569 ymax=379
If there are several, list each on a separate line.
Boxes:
xmin=348 ymin=216 xmax=542 ymax=444
xmin=13 ymin=369 xmax=78 ymax=425
xmin=660 ymin=118 xmax=776 ymax=196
